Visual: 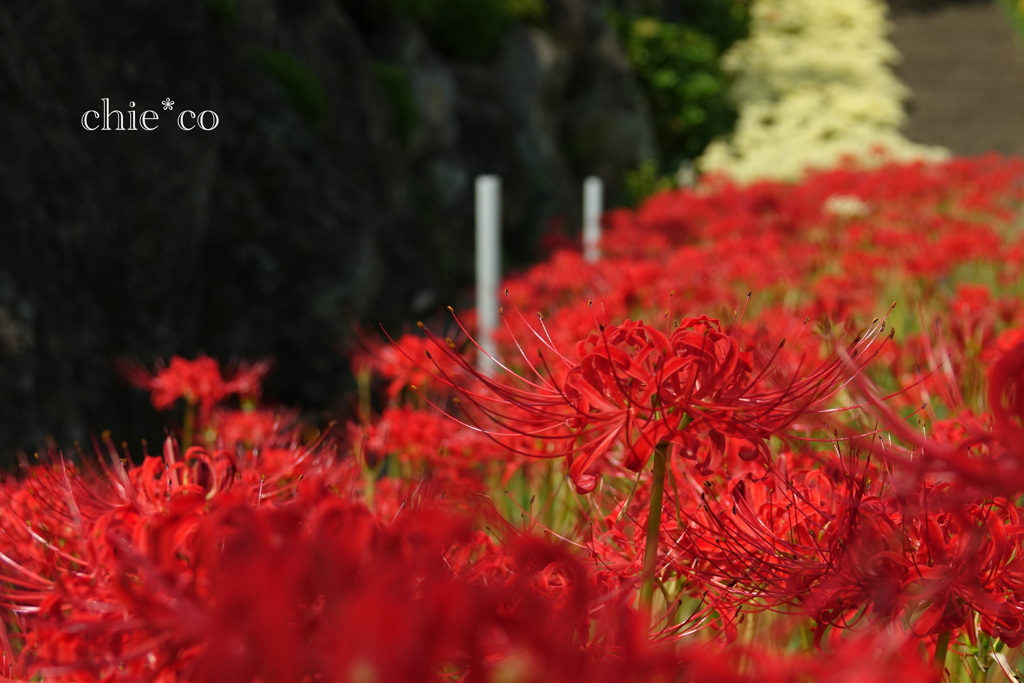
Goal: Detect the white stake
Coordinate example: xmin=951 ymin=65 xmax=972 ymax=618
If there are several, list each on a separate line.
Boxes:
xmin=583 ymin=176 xmax=603 ymax=262
xmin=475 ymin=175 xmax=501 ymax=373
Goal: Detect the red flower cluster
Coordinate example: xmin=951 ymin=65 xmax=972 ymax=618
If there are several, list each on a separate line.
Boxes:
xmin=0 ymin=438 xmax=707 ymax=682
xmin=410 ymin=310 xmax=887 ymax=494
xmin=119 ymin=355 xmax=271 ymax=415
xmin=345 ymin=154 xmax=1024 ymax=676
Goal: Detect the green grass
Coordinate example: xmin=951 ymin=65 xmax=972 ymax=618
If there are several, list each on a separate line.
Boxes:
xmin=1000 ymin=0 xmax=1024 ymax=46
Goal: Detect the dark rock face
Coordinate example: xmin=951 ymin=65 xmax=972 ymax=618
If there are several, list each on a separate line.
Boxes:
xmin=0 ymin=0 xmax=656 ymax=460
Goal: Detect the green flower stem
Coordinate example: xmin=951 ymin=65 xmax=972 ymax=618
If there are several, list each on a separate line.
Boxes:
xmin=934 ymin=630 xmax=950 ymax=672
xmin=639 ymin=444 xmax=668 ymax=625
xmin=182 ymin=400 xmax=195 ymax=451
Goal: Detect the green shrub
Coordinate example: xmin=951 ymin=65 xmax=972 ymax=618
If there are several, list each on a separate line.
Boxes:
xmin=1000 ymin=0 xmax=1024 ymax=45
xmin=610 ymin=7 xmax=747 ymax=169
xmin=623 ymin=161 xmax=676 ymax=207
xmin=674 ymin=0 xmax=750 ymax=49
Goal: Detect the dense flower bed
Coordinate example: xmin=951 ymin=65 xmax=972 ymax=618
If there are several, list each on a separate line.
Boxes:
xmin=3 ymin=155 xmax=1024 ymax=681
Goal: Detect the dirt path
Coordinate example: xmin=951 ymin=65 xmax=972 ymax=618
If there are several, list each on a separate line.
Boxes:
xmin=889 ymin=1 xmax=1024 ymax=156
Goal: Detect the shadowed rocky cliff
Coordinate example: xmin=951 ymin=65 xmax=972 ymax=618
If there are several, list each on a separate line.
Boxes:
xmin=0 ymin=0 xmax=656 ymax=458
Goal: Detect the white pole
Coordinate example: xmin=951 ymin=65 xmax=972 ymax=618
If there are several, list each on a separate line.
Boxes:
xmin=475 ymin=175 xmax=501 ymax=373
xmin=583 ymin=176 xmax=602 ymax=263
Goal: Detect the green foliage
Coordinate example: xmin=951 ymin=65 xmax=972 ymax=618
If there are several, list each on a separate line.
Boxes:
xmin=610 ymin=0 xmax=750 ymax=46
xmin=373 ymin=62 xmax=417 ymax=144
xmin=623 ymin=161 xmax=676 ymax=207
xmin=504 ymin=0 xmax=547 ymax=23
xmin=611 ymin=11 xmax=745 ymax=167
xmin=677 ymin=0 xmax=750 ymax=50
xmin=1000 ymin=0 xmax=1024 ymax=45
xmin=249 ymin=49 xmax=329 ymax=129
xmin=393 ymin=0 xmax=545 ymax=61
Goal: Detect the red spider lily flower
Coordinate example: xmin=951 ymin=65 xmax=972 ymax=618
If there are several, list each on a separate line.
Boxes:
xmin=222 ymin=359 xmax=273 ymax=401
xmin=982 ymin=327 xmax=1024 ymax=365
xmin=656 ymin=443 xmax=897 ymax=628
xmin=347 ymin=405 xmax=523 ymax=486
xmin=4 ymin=472 xmax=685 ymax=683
xmin=988 ymin=338 xmax=1024 ymax=444
xmin=0 ymin=433 xmax=344 ymax=680
xmin=119 ymin=355 xmax=226 ymax=411
xmin=207 ymin=407 xmax=296 ymax=448
xmin=689 ymin=446 xmax=1024 ymax=652
xmin=353 ymin=331 xmax=470 ymax=401
xmin=185 ymin=501 xmax=696 ymax=683
xmin=118 ymin=356 xmax=271 ymax=414
xmin=663 ymin=628 xmax=936 ymax=683
xmin=413 ymin=306 xmax=890 ymax=493
xmin=852 ymin=335 xmax=1024 ymax=498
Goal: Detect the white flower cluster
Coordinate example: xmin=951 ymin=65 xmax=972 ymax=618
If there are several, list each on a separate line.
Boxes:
xmin=823 ymin=194 xmax=872 ymax=218
xmin=698 ymin=0 xmax=949 ymax=183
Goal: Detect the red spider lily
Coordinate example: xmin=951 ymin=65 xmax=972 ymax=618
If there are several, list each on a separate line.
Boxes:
xmin=982 ymin=326 xmax=1024 ymax=365
xmin=906 ymin=498 xmax=1024 ymax=645
xmin=490 ymin=156 xmax=1024 ymax=339
xmin=989 ymin=337 xmax=1024 ymax=443
xmin=413 ymin=306 xmax=891 ymax=493
xmin=353 ymin=331 xmax=469 ymax=401
xmin=799 ymin=488 xmax=1024 ymax=652
xmin=0 ymin=437 xmax=332 ymax=588
xmin=347 ymin=405 xmax=523 ymax=487
xmin=851 ymin=335 xmax=1024 ymax=498
xmin=655 ymin=445 xmax=873 ymax=618
xmin=207 ymin=407 xmax=297 ymax=448
xmin=667 ymin=422 xmax=1024 ymax=649
xmin=3 ymin=474 xmax=686 ymax=682
xmin=118 ymin=355 xmax=271 ymax=415
xmin=0 ymin=433 xmax=346 ymax=680
xmin=665 ymin=628 xmax=936 ymax=683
